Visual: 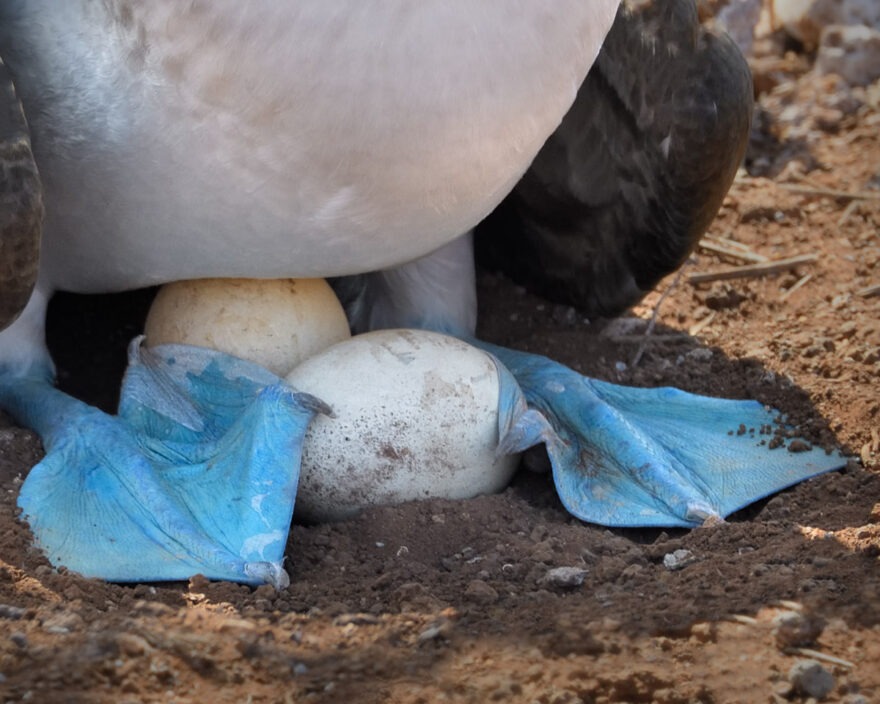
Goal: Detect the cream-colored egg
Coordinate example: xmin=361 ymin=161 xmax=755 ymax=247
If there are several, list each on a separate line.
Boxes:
xmin=144 ymin=278 xmax=351 ymax=376
xmin=285 ymin=329 xmax=520 ymax=522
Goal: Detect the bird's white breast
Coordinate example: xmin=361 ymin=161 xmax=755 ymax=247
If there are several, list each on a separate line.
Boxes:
xmin=0 ymin=0 xmax=618 ymax=293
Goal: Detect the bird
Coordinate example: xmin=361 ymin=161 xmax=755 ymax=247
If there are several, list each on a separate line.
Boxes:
xmin=0 ymin=0 xmax=844 ymax=588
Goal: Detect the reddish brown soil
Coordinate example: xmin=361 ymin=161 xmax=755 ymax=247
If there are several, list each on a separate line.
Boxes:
xmin=1 ymin=46 xmax=879 ymax=704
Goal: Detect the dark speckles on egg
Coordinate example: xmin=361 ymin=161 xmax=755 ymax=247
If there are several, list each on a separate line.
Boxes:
xmin=286 ymin=330 xmax=521 ymax=522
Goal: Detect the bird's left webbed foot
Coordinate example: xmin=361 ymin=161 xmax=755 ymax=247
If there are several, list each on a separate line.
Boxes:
xmin=474 ymin=342 xmax=847 ymax=527
xmin=1 ymin=340 xmax=328 ymax=588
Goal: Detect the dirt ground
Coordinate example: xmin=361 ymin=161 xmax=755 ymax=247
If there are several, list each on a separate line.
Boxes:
xmin=1 ymin=26 xmax=879 ymax=704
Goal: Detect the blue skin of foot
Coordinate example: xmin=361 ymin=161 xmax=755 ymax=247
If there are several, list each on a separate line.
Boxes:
xmin=0 ymin=331 xmax=846 ymax=586
xmin=1 ymin=340 xmax=328 ymax=588
xmin=481 ymin=340 xmax=847 ymax=527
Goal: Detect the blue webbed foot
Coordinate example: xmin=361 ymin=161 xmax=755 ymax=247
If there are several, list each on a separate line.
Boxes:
xmin=476 ymin=341 xmax=847 ymax=528
xmin=0 ymin=339 xmax=328 ymax=587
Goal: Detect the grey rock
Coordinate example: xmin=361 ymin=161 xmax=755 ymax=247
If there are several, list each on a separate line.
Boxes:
xmin=788 ymin=659 xmax=835 ymax=700
xmin=663 ymin=549 xmax=698 ymax=571
xmin=772 ymin=609 xmax=825 ymax=648
xmin=540 ymin=567 xmax=589 ymax=588
xmin=0 ymin=604 xmax=27 ymax=620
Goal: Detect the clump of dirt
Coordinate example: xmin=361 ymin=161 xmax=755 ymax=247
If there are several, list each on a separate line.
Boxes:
xmin=1 ymin=16 xmax=879 ymax=704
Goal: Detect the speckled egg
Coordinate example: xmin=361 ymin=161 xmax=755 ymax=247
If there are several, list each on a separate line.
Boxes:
xmin=285 ymin=329 xmax=520 ymax=522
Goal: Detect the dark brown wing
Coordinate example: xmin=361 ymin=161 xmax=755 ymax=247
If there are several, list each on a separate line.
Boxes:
xmin=475 ymin=0 xmax=753 ymax=318
xmin=0 ymin=53 xmax=42 ymax=331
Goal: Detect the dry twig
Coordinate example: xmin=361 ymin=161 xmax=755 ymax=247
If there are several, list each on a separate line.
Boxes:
xmin=774 ymin=183 xmax=880 ymax=201
xmin=699 ymin=238 xmax=768 ymax=264
xmin=734 ymin=176 xmax=880 ymax=201
xmin=783 ymin=648 xmax=855 ymax=669
xmin=689 ymin=254 xmax=817 ymax=285
xmin=780 ymin=273 xmax=813 ymax=301
xmin=688 ymin=311 xmax=716 ymax=337
xmin=857 ymin=283 xmax=880 ymax=298
xmin=836 ymin=200 xmax=860 ymax=227
xmin=726 ymin=614 xmax=759 ymax=625
xmin=631 ymin=267 xmax=686 ymax=368
xmin=606 ymin=334 xmax=686 ymax=344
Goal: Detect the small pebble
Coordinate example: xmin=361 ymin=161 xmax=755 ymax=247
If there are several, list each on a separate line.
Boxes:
xmin=552 ymin=305 xmax=578 ymax=326
xmin=417 ymin=617 xmax=454 ymax=643
xmin=333 ymin=613 xmax=380 ymax=627
xmin=116 ymin=633 xmax=152 ymax=657
xmin=772 ymin=610 xmax=825 ymax=648
xmin=787 ymin=439 xmax=813 ymax=453
xmin=41 ymin=612 xmax=83 ymax=635
xmin=0 ymin=604 xmax=27 ymax=620
xmin=540 ymin=567 xmax=589 ymax=588
xmin=187 ymin=573 xmax=211 ymax=591
xmin=685 ymin=348 xmax=713 ymax=363
xmin=689 ymin=622 xmax=716 ymax=644
xmin=789 ymin=659 xmax=835 ymax=700
xmin=663 ymin=549 xmax=697 ymax=571
xmin=464 ymin=580 xmax=499 ymax=605
xmin=217 ymin=617 xmax=259 ymax=634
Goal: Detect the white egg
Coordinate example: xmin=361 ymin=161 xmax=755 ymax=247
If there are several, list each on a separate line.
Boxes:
xmin=285 ymin=329 xmax=521 ymax=523
xmin=144 ymin=278 xmax=351 ymax=376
